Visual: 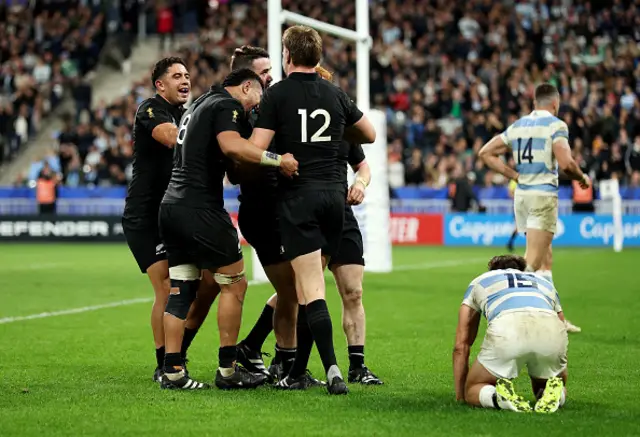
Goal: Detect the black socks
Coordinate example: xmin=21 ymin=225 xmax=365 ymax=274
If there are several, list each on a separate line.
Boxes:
xmin=242 ymin=304 xmax=274 ymax=351
xmin=306 ymin=299 xmax=337 ymax=374
xmin=155 ymin=346 xmax=165 ymax=369
xmin=348 ymin=345 xmax=365 ymax=369
xmin=181 ymin=327 xmax=199 ymax=360
xmin=288 ymin=304 xmax=314 ymax=378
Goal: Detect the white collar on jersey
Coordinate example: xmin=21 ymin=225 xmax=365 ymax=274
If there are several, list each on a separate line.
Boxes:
xmin=530 ymin=109 xmax=553 ymax=117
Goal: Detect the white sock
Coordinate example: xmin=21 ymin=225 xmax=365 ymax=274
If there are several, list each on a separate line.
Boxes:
xmin=536 ymin=270 xmax=554 ymax=284
xmin=559 ymin=387 xmax=566 ymax=407
xmin=166 ymin=369 xmax=185 ymax=381
xmin=479 ymin=385 xmax=498 ymax=408
xmin=525 ymin=264 xmax=535 ymax=272
xmin=219 ymin=367 xmax=235 ymax=377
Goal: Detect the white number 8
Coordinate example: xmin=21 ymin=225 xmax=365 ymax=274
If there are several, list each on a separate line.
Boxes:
xmin=177 ymin=114 xmax=192 ymax=146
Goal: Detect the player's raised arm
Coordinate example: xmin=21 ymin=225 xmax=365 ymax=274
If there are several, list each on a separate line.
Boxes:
xmin=478 ymin=134 xmax=520 ymax=182
xmin=552 ymin=124 xmax=590 ymax=189
xmin=218 ymin=131 xmax=297 ymax=177
xmin=453 ymin=303 xmax=481 ymax=402
xmin=249 ymin=84 xmax=277 ymax=150
xmin=215 ymin=69 xmax=298 ymax=177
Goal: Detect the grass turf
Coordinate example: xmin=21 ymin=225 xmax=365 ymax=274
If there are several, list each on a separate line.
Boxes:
xmin=1 ymin=244 xmax=639 ymax=436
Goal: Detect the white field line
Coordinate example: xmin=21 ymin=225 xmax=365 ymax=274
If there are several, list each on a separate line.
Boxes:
xmin=0 ymin=257 xmax=485 ymax=325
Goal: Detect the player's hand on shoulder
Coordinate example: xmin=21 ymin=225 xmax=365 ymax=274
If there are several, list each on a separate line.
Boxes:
xmin=279 ymin=153 xmax=299 ymax=178
xmin=347 ymin=181 xmax=366 ymax=205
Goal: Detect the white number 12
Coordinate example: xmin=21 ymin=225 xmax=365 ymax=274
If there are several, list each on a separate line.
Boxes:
xmin=298 ymin=109 xmax=332 ymax=142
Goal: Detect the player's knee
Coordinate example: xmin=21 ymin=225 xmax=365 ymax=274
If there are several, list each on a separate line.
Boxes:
xmin=340 ymin=283 xmax=363 ymax=307
xmin=165 ymin=265 xmax=201 ymax=320
xmin=218 ymin=272 xmax=248 ymax=302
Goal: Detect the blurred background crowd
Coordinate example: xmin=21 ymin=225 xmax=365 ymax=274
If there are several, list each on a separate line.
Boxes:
xmin=4 ymin=0 xmax=640 ymax=193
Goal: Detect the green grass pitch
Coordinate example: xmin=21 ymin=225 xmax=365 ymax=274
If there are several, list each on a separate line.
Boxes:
xmin=1 ymin=244 xmax=639 ymax=436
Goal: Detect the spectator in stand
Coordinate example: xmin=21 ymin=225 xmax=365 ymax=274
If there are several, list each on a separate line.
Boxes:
xmin=26 ymin=0 xmax=640 ymax=198
xmin=0 ymin=2 xmax=105 ymax=165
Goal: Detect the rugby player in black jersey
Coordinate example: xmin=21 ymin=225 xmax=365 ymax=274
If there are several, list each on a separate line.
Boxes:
xmin=223 ymin=46 xmax=310 ymax=385
xmin=248 ymin=25 xmax=376 ymax=395
xmin=157 ymin=69 xmax=298 ymax=390
xmin=122 ymin=57 xmax=218 ymax=382
xmin=238 ymin=65 xmax=383 ymax=386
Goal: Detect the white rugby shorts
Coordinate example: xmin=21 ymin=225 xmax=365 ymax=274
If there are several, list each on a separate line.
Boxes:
xmin=514 ymin=192 xmax=558 ymax=234
xmin=477 ymin=311 xmax=568 ymax=380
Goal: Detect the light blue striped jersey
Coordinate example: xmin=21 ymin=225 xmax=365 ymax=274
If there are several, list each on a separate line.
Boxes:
xmin=462 ymin=269 xmax=562 ymax=323
xmin=500 ymin=110 xmax=569 ymax=196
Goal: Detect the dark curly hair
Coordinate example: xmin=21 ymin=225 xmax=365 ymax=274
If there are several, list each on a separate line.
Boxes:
xmin=488 ymin=254 xmax=527 ymax=271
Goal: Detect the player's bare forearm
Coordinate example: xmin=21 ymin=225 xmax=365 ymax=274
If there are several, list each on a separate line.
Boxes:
xmin=249 ymin=128 xmax=275 ymax=150
xmin=562 ymin=160 xmax=585 ymax=182
xmin=479 ymin=136 xmax=519 ymax=181
xmin=353 ymin=161 xmax=371 ymax=186
xmin=151 ymin=123 xmax=178 ymax=148
xmin=453 ymin=345 xmax=470 ymax=401
xmin=220 ymin=137 xmax=265 ymax=164
xmin=483 ymin=155 xmax=519 ymax=181
xmin=553 ymin=139 xmax=588 ymax=184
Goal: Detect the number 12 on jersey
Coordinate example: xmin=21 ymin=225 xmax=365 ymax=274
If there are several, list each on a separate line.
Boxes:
xmin=298 ymin=109 xmax=331 ymax=142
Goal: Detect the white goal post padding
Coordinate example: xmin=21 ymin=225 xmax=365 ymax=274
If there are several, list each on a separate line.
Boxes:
xmin=599 ymin=178 xmax=624 ymax=252
xmin=252 ymin=0 xmax=391 ymax=282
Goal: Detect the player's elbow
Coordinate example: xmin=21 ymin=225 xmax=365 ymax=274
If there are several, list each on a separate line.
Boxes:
xmin=478 ymin=145 xmax=491 ymax=161
xmin=361 ymin=124 xmax=376 ymax=144
xmin=453 ymin=342 xmax=470 ymax=356
xmin=348 ymin=118 xmax=376 ymax=144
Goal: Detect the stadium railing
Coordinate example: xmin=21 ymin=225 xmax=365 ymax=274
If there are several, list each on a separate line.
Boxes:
xmin=2 ymin=196 xmax=640 ymax=216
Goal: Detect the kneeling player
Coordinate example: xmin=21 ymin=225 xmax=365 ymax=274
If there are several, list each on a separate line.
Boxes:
xmin=453 ymin=254 xmax=568 ymax=413
xmin=157 ymin=69 xmax=298 ymax=390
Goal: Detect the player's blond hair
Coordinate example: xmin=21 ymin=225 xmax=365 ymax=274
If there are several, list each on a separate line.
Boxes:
xmin=315 ymin=65 xmax=333 ymax=81
xmin=282 ymin=25 xmax=323 ymax=67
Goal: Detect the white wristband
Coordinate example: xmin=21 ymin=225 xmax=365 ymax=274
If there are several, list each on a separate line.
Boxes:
xmin=260 ymin=151 xmax=282 ymax=167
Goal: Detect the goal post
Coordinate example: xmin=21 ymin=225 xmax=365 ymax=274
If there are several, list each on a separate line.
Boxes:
xmin=599 ymin=179 xmax=624 ymax=252
xmin=252 ymin=0 xmax=392 ymax=282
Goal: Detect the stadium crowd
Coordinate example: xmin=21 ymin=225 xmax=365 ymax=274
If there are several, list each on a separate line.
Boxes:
xmin=13 ymin=0 xmax=640 ymax=191
xmin=0 ymin=1 xmax=106 ymax=167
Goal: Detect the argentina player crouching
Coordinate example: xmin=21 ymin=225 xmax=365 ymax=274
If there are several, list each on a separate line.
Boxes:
xmin=453 ymin=255 xmax=568 ymax=413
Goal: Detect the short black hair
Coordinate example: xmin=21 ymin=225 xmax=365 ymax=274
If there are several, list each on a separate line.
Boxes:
xmin=488 ymin=255 xmax=527 ymax=271
xmin=151 ymin=57 xmax=187 ymax=89
xmin=230 ymin=45 xmax=270 ymax=71
xmin=534 ymin=83 xmax=560 ymax=105
xmin=222 ymin=68 xmax=264 ymax=89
